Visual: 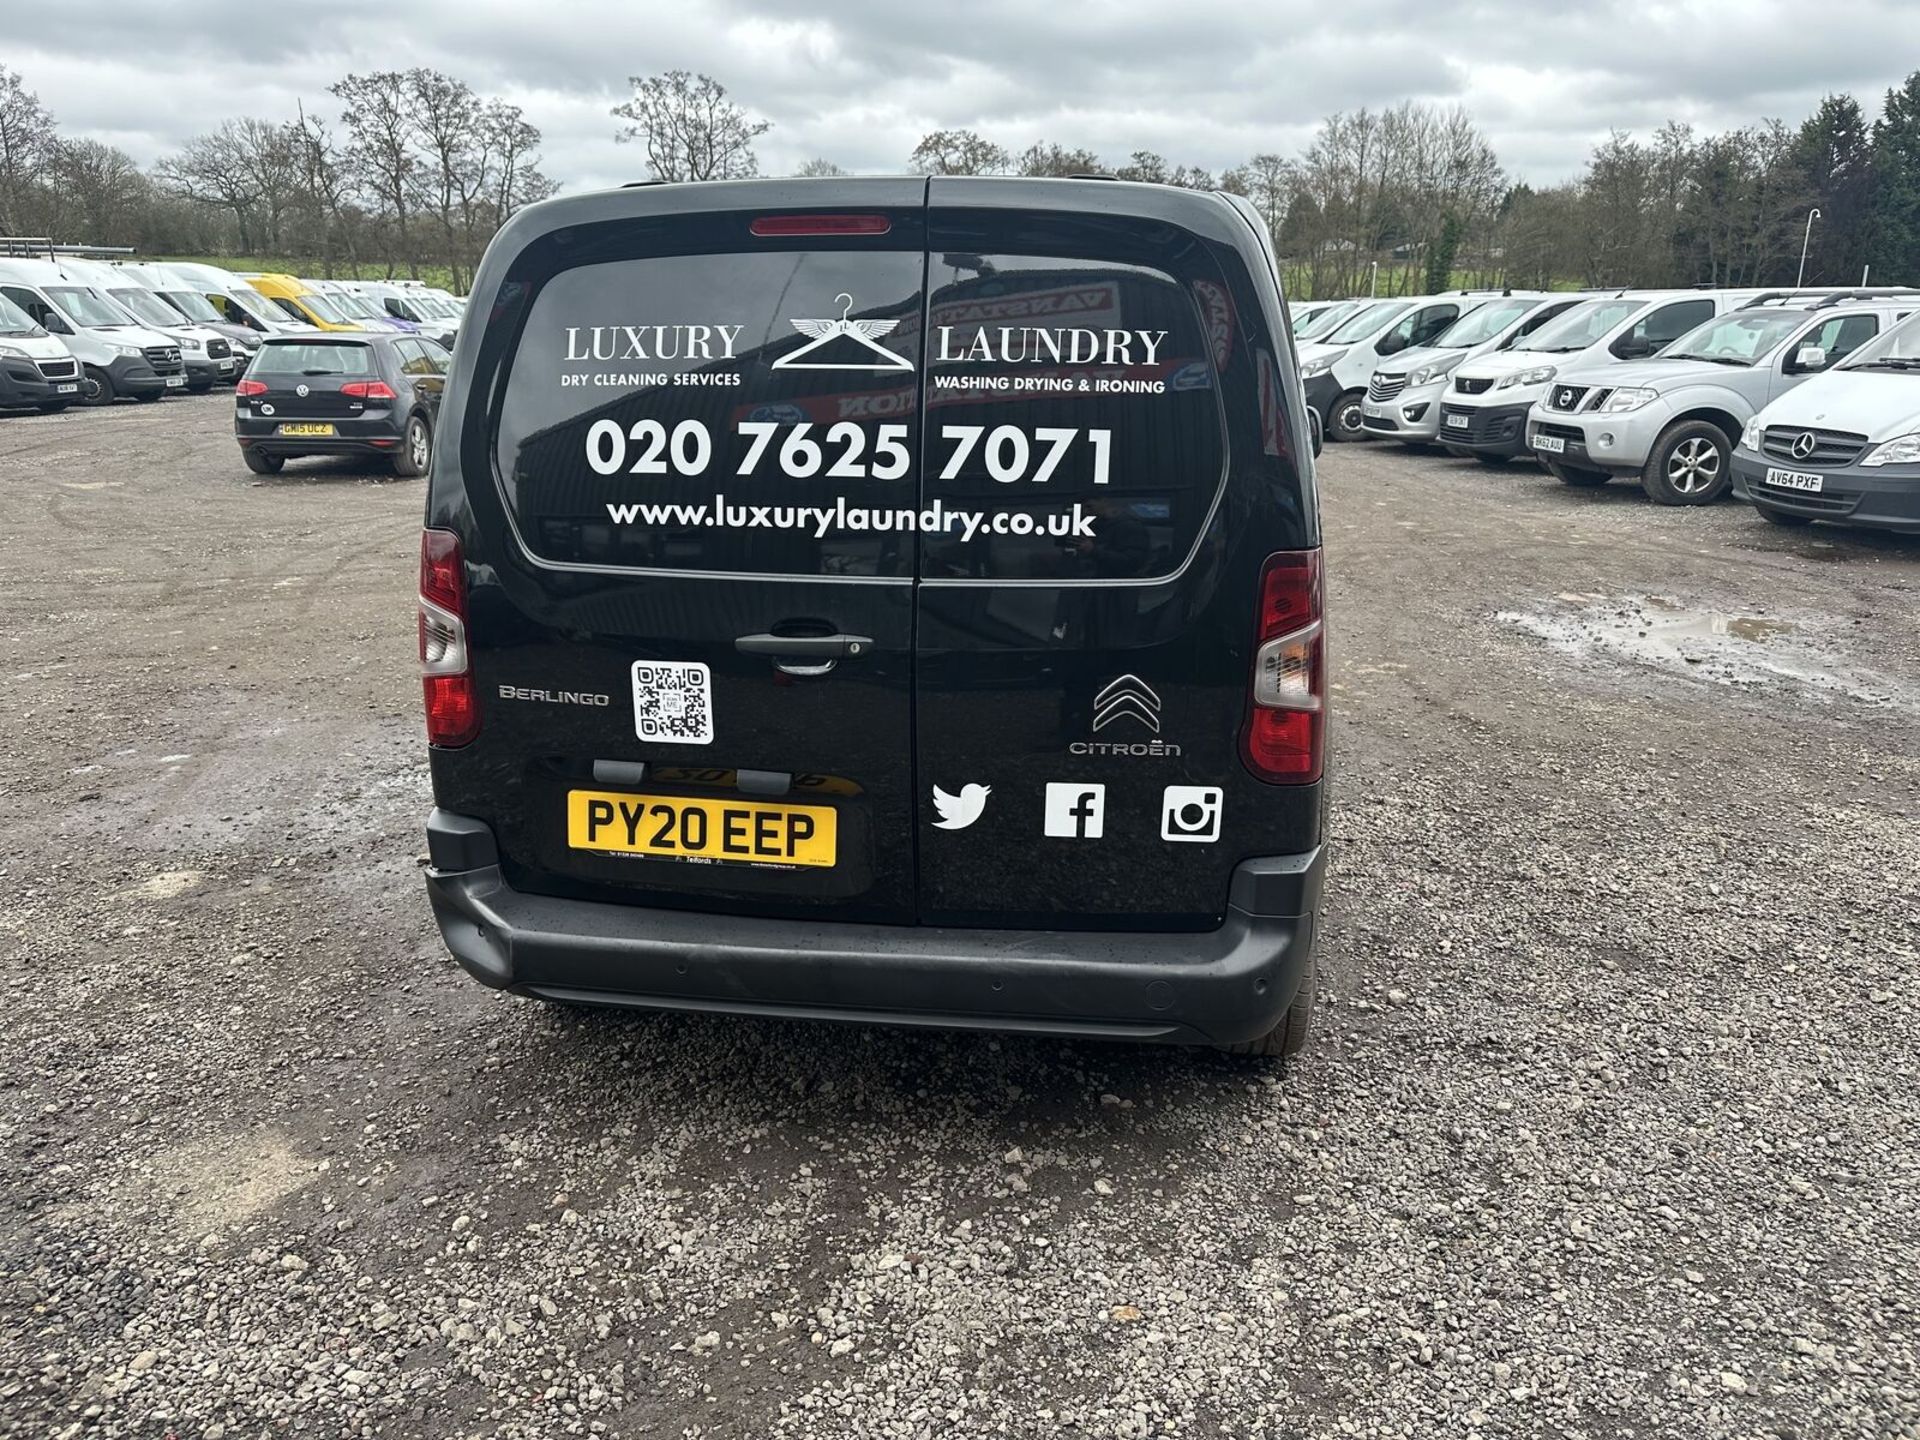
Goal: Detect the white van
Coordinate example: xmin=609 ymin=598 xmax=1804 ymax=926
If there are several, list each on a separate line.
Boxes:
xmin=1439 ymin=290 xmax=1763 ymax=465
xmin=0 ymin=287 xmax=85 ymax=412
xmin=160 ymin=262 xmax=315 ymax=339
xmin=1360 ymin=292 xmax=1578 ymax=444
xmin=345 ymin=280 xmax=459 ymax=345
xmin=112 ymin=261 xmax=264 ymax=366
xmin=54 ymin=257 xmax=237 ymax=391
xmin=0 ymin=257 xmax=186 ymax=405
xmin=1299 ymin=292 xmax=1510 ymax=442
xmin=1731 ymin=308 xmax=1920 ymax=533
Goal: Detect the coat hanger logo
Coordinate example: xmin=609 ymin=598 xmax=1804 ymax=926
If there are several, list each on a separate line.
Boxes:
xmin=772 ymin=293 xmax=914 ymax=372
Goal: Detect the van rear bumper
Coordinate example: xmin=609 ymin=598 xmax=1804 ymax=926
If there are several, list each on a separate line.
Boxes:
xmin=423 ymin=809 xmax=1324 ymax=1047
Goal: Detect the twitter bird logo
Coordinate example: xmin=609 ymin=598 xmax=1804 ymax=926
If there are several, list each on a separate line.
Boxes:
xmin=931 ymin=783 xmax=990 ymax=830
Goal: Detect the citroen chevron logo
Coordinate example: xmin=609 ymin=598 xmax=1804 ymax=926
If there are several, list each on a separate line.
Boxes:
xmin=1092 ymin=674 xmax=1162 ymax=734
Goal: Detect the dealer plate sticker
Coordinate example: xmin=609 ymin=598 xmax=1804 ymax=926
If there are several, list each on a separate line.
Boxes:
xmin=1444 ymin=411 xmax=1470 ymax=429
xmin=632 ymin=660 xmax=713 ymax=745
xmin=567 ymin=790 xmax=836 ymax=867
xmin=1765 ymin=467 xmax=1823 ymax=492
xmin=1533 ymin=434 xmax=1567 ymax=454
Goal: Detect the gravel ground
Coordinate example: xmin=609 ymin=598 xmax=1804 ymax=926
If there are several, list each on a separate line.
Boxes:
xmin=2 ymin=395 xmax=1918 ymax=1439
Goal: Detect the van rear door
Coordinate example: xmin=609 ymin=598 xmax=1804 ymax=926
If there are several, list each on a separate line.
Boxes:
xmin=912 ymin=179 xmax=1320 ymax=929
xmin=471 ymin=183 xmax=927 ymax=922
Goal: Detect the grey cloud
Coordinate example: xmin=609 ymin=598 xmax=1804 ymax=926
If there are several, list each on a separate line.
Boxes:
xmin=6 ymin=0 xmax=1920 ymax=195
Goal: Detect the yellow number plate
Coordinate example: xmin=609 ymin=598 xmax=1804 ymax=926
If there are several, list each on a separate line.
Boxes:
xmin=567 ymin=790 xmax=837 ymax=867
xmin=278 ymin=422 xmax=336 ymax=436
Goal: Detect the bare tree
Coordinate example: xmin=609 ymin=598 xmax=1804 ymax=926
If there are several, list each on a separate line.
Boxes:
xmin=157 ymin=121 xmax=266 ymax=251
xmin=613 ymin=71 xmax=768 ymax=182
xmin=0 ymin=66 xmax=55 ymax=233
xmin=909 ymin=130 xmax=1009 ymax=176
xmin=1016 ymin=142 xmax=1102 ymax=177
xmin=47 ymin=138 xmax=150 ymax=242
xmin=332 ymin=70 xmax=419 ymax=276
xmin=291 ymin=105 xmax=361 ymax=274
xmin=796 ymin=157 xmax=847 ymax=177
xmin=483 ymin=100 xmax=552 ymax=220
xmin=406 ymin=68 xmax=484 ymax=287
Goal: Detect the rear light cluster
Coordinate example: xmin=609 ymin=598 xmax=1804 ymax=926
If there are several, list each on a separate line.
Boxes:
xmin=419 ymin=529 xmax=480 ymax=746
xmin=343 ymin=380 xmax=397 ymax=400
xmin=1241 ymin=549 xmax=1325 ymax=784
xmin=234 ymin=378 xmax=267 ymax=397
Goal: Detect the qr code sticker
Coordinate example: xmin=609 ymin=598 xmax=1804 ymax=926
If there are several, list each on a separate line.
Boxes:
xmin=631 ymin=661 xmax=713 ymax=745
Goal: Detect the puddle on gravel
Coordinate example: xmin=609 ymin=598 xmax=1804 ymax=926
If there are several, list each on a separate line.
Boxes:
xmin=1498 ymin=593 xmax=1916 ymax=709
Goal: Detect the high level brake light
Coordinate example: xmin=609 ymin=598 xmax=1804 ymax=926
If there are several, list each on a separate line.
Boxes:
xmin=749 ymin=214 xmax=891 ymax=237
xmin=419 ymin=529 xmax=479 ymax=747
xmin=1241 ymin=550 xmax=1325 ymax=784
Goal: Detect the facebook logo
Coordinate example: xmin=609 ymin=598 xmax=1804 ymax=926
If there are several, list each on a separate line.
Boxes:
xmin=1043 ymin=783 xmax=1107 ymax=839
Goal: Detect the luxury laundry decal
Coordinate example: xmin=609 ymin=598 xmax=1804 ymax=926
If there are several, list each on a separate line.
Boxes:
xmin=936 ymin=325 xmax=1168 ymax=366
xmin=564 ymin=325 xmax=745 ymax=362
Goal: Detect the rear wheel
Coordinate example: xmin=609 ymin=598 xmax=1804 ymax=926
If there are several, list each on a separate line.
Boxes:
xmin=1546 ymin=458 xmax=1610 ymax=487
xmin=1472 ymin=451 xmax=1512 ymax=468
xmin=1328 ymin=391 xmax=1367 ymax=443
xmin=392 ymin=413 xmax=433 ymax=478
xmin=242 ymin=449 xmax=285 ymax=475
xmin=79 ymin=367 xmax=114 ymax=407
xmin=1220 ymin=954 xmax=1316 ymax=1059
xmin=1757 ymin=506 xmax=1815 ymax=528
xmin=1641 ymin=420 xmax=1732 ymax=505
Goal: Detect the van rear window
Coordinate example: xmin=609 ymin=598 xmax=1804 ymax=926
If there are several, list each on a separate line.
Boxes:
xmin=494 ymin=249 xmax=926 ymax=577
xmin=918 ymin=254 xmax=1225 ymax=581
xmin=492 ymin=246 xmax=1226 ymax=582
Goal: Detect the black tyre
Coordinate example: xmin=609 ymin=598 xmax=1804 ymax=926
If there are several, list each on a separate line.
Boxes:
xmin=79 ymin=367 xmax=114 ymax=407
xmin=242 ymin=449 xmax=285 ymax=475
xmin=1472 ymin=451 xmax=1512 ymax=468
xmin=1327 ymin=391 xmax=1368 ymax=443
xmin=392 ymin=413 xmax=432 ymax=478
xmin=1756 ymin=505 xmax=1815 ymax=528
xmin=1545 ymin=458 xmax=1610 ymax=487
xmin=1641 ymin=419 xmax=1732 ymax=506
xmin=1220 ymin=954 xmax=1316 ymax=1059
xmin=37 ymin=401 xmax=69 ymax=415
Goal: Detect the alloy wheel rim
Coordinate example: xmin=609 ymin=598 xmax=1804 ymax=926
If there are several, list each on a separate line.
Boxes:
xmin=410 ymin=422 xmax=430 ymax=469
xmin=1668 ymin=437 xmax=1721 ymax=495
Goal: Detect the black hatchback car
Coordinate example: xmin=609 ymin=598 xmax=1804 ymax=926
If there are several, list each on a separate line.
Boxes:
xmin=234 ymin=332 xmax=448 ymax=476
xmin=418 ymin=177 xmax=1330 ymax=1056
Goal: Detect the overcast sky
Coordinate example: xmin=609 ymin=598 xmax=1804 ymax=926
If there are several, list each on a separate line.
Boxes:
xmin=8 ymin=0 xmax=1920 ymax=192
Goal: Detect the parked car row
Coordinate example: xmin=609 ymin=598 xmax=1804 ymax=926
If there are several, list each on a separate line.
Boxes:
xmin=0 ymin=257 xmax=465 ymax=415
xmin=1301 ymin=284 xmax=1920 ymax=535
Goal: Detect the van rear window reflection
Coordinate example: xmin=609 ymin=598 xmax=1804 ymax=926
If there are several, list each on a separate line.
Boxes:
xmin=494 ymin=249 xmax=925 ymax=577
xmin=919 ymin=255 xmax=1226 ymax=581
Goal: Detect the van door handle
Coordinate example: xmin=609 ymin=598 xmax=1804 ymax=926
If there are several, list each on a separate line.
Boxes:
xmin=735 ymin=632 xmax=874 ymax=660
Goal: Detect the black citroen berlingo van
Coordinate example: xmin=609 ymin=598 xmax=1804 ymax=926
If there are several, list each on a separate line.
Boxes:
xmin=419 ymin=176 xmax=1328 ymax=1056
